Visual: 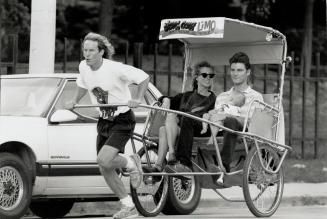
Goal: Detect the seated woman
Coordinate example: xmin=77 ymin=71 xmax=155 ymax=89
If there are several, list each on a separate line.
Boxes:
xmin=144 ymin=61 xmax=216 ymax=175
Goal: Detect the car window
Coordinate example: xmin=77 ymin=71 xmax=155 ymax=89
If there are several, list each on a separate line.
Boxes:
xmin=0 ymin=78 xmax=61 ymax=117
xmin=54 ymin=80 xmax=98 ymax=122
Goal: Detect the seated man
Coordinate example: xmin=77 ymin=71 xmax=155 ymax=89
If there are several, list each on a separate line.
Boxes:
xmin=201 ymin=52 xmax=263 ymax=186
xmin=216 ymin=52 xmax=263 ymax=185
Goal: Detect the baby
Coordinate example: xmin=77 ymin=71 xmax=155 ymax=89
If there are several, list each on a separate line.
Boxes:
xmin=201 ymin=90 xmax=246 ymax=143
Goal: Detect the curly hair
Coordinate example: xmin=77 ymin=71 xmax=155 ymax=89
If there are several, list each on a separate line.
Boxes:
xmin=192 ymin=61 xmax=215 ymax=90
xmin=83 ymin=32 xmax=115 ymax=59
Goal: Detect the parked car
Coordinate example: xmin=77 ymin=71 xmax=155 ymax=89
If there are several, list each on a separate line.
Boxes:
xmin=0 ymin=73 xmax=162 ymax=218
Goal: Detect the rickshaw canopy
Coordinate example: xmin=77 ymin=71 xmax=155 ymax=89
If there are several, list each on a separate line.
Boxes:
xmin=159 ymin=17 xmax=287 ymax=66
xmin=159 ymin=17 xmax=287 ymax=142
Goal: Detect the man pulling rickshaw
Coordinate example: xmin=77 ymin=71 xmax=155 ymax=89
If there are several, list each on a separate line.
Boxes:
xmin=75 ymin=17 xmax=292 ymax=218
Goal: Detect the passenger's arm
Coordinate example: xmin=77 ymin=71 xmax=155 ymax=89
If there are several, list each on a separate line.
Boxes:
xmin=158 ymin=92 xmax=183 ymax=110
xmin=161 ymin=97 xmax=171 ymax=109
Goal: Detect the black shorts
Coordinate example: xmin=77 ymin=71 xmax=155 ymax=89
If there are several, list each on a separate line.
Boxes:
xmin=96 ymin=110 xmax=136 ymax=153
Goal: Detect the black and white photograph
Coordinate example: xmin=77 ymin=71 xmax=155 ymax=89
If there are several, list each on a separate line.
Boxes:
xmin=0 ymin=0 xmax=326 ymax=218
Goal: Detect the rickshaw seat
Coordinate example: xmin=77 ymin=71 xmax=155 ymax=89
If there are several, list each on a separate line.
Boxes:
xmin=262 ymin=93 xmax=278 ymax=106
xmin=191 ymin=93 xmax=279 ymax=153
xmin=247 ymin=108 xmax=277 ymax=141
xmin=248 ymin=93 xmax=279 ymax=141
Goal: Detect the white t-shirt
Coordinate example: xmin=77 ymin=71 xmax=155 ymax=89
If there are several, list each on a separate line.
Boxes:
xmin=77 ymin=58 xmax=149 ymax=116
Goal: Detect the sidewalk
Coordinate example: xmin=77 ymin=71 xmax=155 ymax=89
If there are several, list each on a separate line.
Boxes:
xmin=200 ymin=183 xmax=327 ymax=207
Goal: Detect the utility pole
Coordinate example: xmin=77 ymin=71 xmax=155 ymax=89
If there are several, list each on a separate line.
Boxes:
xmin=29 ymin=0 xmax=56 ymax=74
xmin=0 ymin=0 xmax=3 ymax=75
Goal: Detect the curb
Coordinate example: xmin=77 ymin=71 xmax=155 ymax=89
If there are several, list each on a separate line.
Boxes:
xmin=199 ymin=183 xmax=327 ymax=207
xmin=199 ymin=196 xmax=327 ymax=208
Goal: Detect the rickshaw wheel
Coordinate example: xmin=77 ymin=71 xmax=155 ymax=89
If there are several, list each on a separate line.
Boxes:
xmin=130 ymin=146 xmax=168 ymax=217
xmin=162 ymin=162 xmax=201 ymax=215
xmin=243 ymin=144 xmax=284 ymax=217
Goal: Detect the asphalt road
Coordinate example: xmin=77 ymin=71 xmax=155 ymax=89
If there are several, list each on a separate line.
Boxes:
xmin=24 ymin=205 xmax=327 ymax=219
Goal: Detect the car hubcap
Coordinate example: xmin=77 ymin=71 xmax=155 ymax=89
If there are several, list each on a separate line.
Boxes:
xmin=0 ymin=166 xmax=24 ymax=211
xmin=172 ymin=177 xmax=195 ymax=204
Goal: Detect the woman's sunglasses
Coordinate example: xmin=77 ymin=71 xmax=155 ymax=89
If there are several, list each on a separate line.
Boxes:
xmin=200 ymin=73 xmax=215 ymax=78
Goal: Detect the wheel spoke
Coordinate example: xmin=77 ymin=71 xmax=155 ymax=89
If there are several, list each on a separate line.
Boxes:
xmin=172 ymin=177 xmax=193 ymax=203
xmin=131 ymin=147 xmax=168 ymax=217
xmin=253 ymin=184 xmax=268 ymax=202
xmin=243 ymin=145 xmax=284 ymax=217
xmin=0 ymin=166 xmax=24 ymax=211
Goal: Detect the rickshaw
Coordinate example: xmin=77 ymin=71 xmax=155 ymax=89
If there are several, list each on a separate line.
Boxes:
xmin=77 ymin=17 xmax=292 ymax=218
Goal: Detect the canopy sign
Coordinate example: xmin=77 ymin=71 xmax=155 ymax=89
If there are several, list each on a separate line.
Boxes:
xmin=159 ymin=17 xmax=225 ymax=40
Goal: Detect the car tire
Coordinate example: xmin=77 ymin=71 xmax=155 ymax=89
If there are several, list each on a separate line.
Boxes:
xmin=162 ymin=173 xmax=201 ymax=215
xmin=0 ymin=152 xmax=33 ymax=219
xmin=29 ymin=199 xmax=74 ymax=218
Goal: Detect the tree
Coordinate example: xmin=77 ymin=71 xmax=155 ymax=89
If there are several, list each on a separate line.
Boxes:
xmin=99 ymin=0 xmax=114 ymax=39
xmin=238 ymin=0 xmax=275 ymax=23
xmin=0 ymin=0 xmax=30 ymax=35
xmin=0 ymin=0 xmax=30 ymax=63
xmin=0 ymin=0 xmax=4 ymax=37
xmin=0 ymin=0 xmax=3 ymax=70
xmin=301 ymin=0 xmax=314 ymax=77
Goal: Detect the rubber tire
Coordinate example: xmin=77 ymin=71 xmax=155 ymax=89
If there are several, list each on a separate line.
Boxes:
xmin=162 ymin=166 xmax=201 ymax=215
xmin=0 ymin=153 xmax=33 ymax=219
xmin=243 ymin=145 xmax=284 ymax=217
xmin=29 ymin=200 xmax=74 ymax=218
xmin=131 ymin=146 xmax=168 ymax=217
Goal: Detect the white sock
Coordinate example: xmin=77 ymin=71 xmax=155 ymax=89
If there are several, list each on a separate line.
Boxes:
xmin=217 ymin=172 xmax=224 ymax=184
xmin=121 ymin=195 xmax=134 ymax=207
xmin=125 ymin=156 xmax=135 ymax=171
xmin=119 ymin=153 xmax=134 ymax=170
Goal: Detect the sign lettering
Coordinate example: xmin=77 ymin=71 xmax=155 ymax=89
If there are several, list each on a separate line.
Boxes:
xmin=159 ymin=17 xmax=224 ymax=39
xmin=164 ymin=21 xmax=197 ymax=32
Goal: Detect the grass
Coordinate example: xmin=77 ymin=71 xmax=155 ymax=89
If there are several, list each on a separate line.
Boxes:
xmin=297 ymin=196 xmax=327 ymax=206
xmin=283 ymin=158 xmax=327 ymax=183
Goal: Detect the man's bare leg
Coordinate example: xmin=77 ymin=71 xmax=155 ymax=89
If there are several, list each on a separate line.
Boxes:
xmin=97 ymin=145 xmax=141 ymax=218
xmin=97 ymin=146 xmax=128 ymax=199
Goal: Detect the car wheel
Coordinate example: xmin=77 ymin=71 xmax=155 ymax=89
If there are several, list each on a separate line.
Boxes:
xmin=162 ymin=173 xmax=201 ymax=215
xmin=0 ymin=153 xmax=33 ymax=219
xmin=29 ymin=199 xmax=74 ymax=218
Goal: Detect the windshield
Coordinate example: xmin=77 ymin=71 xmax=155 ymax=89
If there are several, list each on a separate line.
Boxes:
xmin=0 ymin=78 xmax=62 ymax=117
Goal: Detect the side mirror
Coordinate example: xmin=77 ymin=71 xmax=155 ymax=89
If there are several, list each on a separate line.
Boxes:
xmin=50 ymin=109 xmax=78 ymax=123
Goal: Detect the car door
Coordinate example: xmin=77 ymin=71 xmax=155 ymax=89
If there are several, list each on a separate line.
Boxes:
xmin=46 ymin=79 xmax=108 ymax=195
